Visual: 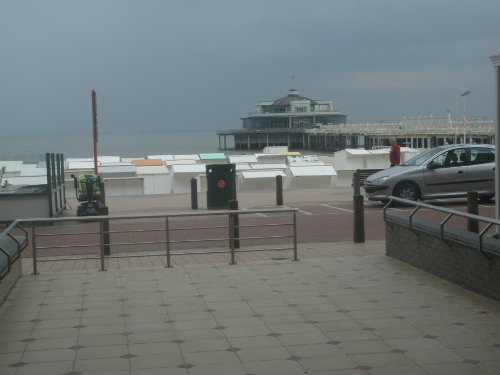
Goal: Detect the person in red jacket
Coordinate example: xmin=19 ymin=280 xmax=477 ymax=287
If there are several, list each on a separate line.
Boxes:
xmin=389 ymin=137 xmax=400 ymax=167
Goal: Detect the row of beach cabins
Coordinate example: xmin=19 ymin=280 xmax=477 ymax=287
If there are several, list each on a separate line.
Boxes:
xmin=1 ymin=146 xmax=421 ymax=198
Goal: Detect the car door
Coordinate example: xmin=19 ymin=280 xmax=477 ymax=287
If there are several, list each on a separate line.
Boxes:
xmin=465 ymin=147 xmax=496 ymax=195
xmin=423 ymin=148 xmax=468 ymax=197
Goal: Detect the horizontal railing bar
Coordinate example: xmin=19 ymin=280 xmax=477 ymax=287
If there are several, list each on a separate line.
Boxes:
xmin=36 ymin=233 xmax=294 ymax=249
xmin=386 ymin=196 xmax=500 ymax=225
xmin=35 ymin=231 xmax=99 ymax=237
xmin=238 ymin=223 xmax=293 ymax=228
xmin=35 ymin=236 xmax=292 ymax=250
xmin=106 ymin=252 xmax=167 ymax=259
xmin=170 ymin=223 xmax=292 ymax=231
xmin=170 ymin=238 xmax=229 ymax=244
xmin=235 ymin=247 xmax=294 ymax=253
xmin=18 ymin=208 xmax=299 ymax=224
xmin=105 ymin=249 xmax=230 ymax=258
xmin=30 ymin=245 xmax=295 ymax=264
xmin=36 ymin=243 xmax=100 ymax=250
xmin=237 ymin=235 xmax=293 ymax=240
xmin=106 ymin=229 xmax=165 ymax=234
xmin=169 ymin=225 xmax=228 ymax=231
xmin=36 ymin=255 xmax=102 ymax=262
xmin=106 ymin=249 xmax=231 ymax=259
xmin=171 ymin=249 xmax=229 ymax=255
xmin=103 ymin=241 xmax=167 ymax=247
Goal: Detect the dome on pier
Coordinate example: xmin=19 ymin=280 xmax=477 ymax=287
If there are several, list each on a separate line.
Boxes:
xmin=272 ymin=89 xmax=318 ymax=106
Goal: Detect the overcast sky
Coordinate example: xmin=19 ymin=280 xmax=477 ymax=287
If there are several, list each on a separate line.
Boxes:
xmin=2 ymin=0 xmax=499 ymax=135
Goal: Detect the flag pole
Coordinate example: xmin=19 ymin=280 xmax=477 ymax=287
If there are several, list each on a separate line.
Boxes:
xmin=92 ymin=90 xmax=98 ymax=175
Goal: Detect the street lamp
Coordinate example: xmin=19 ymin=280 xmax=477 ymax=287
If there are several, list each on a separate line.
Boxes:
xmin=456 ymin=90 xmax=471 ymax=143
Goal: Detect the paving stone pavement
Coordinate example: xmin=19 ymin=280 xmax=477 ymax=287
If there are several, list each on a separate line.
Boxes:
xmin=2 ymin=245 xmax=499 ymax=375
xmin=3 ymin=189 xmax=499 ymax=374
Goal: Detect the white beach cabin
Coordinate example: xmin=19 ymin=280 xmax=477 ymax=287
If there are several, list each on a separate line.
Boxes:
xmin=170 ymin=164 xmax=206 ymax=194
xmin=285 ymin=165 xmax=337 ymax=189
xmin=333 ymin=149 xmax=371 ymax=187
xmin=239 ymin=170 xmax=286 ymax=191
xmin=136 ymin=165 xmax=170 ymax=195
xmin=98 ymin=165 xmax=142 ymax=197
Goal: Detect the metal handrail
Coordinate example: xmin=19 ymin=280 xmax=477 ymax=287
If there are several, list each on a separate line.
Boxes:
xmin=0 ymin=221 xmax=28 ymax=280
xmin=383 ymin=196 xmax=500 ymax=255
xmin=18 ymin=207 xmax=297 ymax=223
xmin=13 ymin=207 xmax=299 ymax=273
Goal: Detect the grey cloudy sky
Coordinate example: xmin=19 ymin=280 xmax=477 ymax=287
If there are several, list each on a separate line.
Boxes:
xmin=2 ymin=0 xmax=499 ymax=135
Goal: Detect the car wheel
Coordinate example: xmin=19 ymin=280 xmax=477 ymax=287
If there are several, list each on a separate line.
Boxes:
xmin=393 ymin=181 xmax=420 ymax=201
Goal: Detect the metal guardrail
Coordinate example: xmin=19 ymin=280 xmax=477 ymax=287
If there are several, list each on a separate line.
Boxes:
xmin=0 ymin=221 xmax=28 ymax=280
xmin=15 ymin=207 xmax=299 ymax=274
xmin=383 ymin=196 xmax=500 ymax=255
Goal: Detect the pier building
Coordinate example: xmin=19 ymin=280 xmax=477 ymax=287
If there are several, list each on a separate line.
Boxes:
xmin=241 ymin=88 xmax=346 ymax=130
xmin=218 ymin=91 xmax=496 ymax=151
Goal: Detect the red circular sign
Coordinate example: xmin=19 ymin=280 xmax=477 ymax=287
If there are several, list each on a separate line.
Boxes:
xmin=217 ymin=179 xmax=226 ymax=189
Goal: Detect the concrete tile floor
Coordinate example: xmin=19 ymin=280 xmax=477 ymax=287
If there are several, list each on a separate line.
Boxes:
xmin=1 ymin=246 xmax=499 ymax=374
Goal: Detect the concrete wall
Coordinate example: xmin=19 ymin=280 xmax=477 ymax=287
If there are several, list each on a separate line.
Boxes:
xmin=385 ymin=212 xmax=500 ymax=301
xmin=0 ymin=194 xmax=50 ymax=221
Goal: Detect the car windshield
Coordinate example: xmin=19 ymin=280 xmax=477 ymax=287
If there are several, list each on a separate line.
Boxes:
xmin=402 ymin=147 xmax=444 ymax=166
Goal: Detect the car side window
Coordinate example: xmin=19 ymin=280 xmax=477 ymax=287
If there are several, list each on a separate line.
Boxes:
xmin=470 ymin=148 xmax=495 ymax=165
xmin=431 ymin=149 xmax=466 ymax=168
xmin=431 ymin=152 xmax=448 ymax=168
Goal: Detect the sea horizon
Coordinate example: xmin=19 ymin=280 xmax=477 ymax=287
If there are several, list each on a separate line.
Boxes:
xmin=1 ymin=130 xmax=234 ymax=163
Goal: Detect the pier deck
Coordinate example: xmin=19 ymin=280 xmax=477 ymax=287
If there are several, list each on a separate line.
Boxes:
xmin=218 ymin=116 xmax=496 ymax=152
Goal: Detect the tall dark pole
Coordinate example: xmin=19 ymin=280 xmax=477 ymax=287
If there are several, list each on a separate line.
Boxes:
xmin=92 ymin=90 xmax=98 ymax=175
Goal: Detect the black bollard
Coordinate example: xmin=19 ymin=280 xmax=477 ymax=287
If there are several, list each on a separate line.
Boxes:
xmin=353 ymin=194 xmax=365 ymax=243
xmin=352 ymin=171 xmax=360 ymax=195
xmin=228 ymin=200 xmax=240 ymax=250
xmin=467 ymin=191 xmax=479 ymax=233
xmin=276 ymin=175 xmax=283 ymax=206
xmin=191 ymin=178 xmax=198 ymax=210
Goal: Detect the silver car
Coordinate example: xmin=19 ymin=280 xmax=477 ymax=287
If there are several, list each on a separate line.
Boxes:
xmin=364 ymin=144 xmax=496 ymax=203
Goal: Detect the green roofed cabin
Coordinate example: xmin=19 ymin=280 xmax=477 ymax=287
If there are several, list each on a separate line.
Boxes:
xmin=198 ymin=153 xmax=228 ymax=164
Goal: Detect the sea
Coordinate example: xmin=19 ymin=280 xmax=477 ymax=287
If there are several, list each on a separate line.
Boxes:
xmin=1 ymin=131 xmax=233 ymax=163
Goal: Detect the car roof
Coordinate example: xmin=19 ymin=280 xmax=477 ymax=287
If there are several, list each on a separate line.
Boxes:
xmin=436 ymin=144 xmax=494 ymax=150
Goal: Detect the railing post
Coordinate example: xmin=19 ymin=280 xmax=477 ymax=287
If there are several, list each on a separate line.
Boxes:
xmin=229 ymin=214 xmax=236 ymax=265
xmin=31 ymin=223 xmax=39 ymax=275
xmin=276 ymin=175 xmax=283 ymax=206
xmin=228 ymin=200 xmax=239 ymax=249
xmin=165 ymin=217 xmax=172 ymax=268
xmin=293 ymin=211 xmax=298 ymax=261
xmin=191 ymin=178 xmax=198 ymax=210
xmin=467 ymin=191 xmax=479 ymax=233
xmin=99 ymin=221 xmax=106 ymax=271
xmin=100 ymin=182 xmax=110 ymax=255
xmin=353 ymin=194 xmax=365 ymax=243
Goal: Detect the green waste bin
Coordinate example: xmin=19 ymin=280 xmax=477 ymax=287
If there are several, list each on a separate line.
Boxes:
xmin=206 ymin=164 xmax=236 ymax=209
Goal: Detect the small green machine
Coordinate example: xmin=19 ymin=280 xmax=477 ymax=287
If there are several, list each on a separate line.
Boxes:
xmin=71 ymin=174 xmax=108 ymax=216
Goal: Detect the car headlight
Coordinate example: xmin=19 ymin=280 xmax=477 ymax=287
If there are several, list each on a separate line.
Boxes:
xmin=369 ymin=176 xmax=389 ymax=185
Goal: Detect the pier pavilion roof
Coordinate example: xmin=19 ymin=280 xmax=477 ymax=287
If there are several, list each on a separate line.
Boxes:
xmin=272 ymin=89 xmax=318 ymax=106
